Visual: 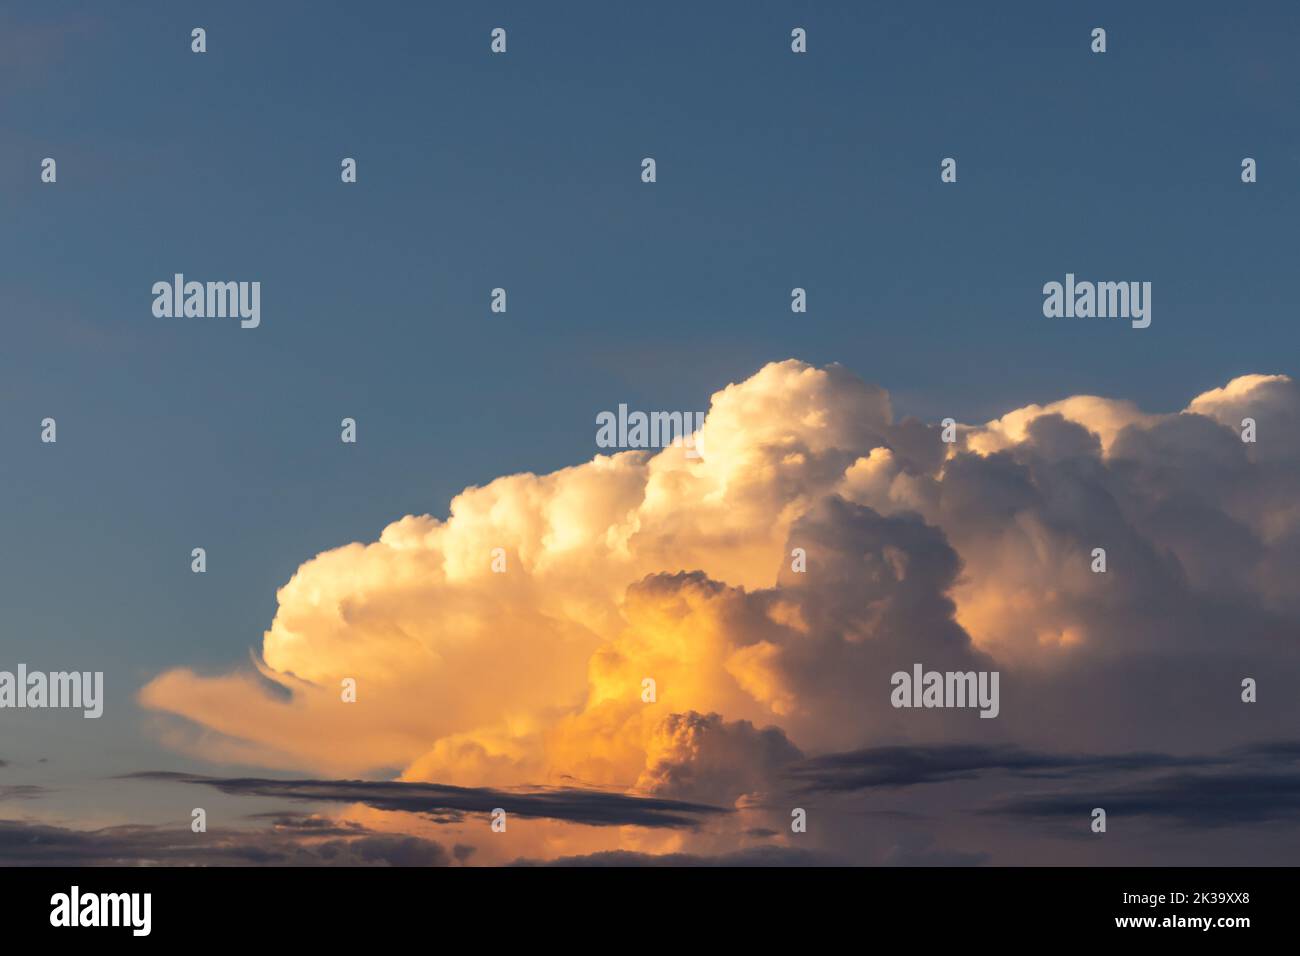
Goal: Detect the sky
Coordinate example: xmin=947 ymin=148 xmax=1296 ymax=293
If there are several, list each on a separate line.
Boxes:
xmin=1 ymin=1 xmax=1298 ymax=865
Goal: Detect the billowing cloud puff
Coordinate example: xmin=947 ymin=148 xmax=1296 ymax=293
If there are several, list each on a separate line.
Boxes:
xmin=139 ymin=361 xmax=1300 ymax=861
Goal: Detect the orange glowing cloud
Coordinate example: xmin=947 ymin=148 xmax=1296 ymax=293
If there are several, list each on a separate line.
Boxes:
xmin=138 ymin=362 xmax=1300 ymax=856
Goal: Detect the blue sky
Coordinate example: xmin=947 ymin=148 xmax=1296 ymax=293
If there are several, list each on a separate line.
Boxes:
xmin=1 ymin=1 xmax=1298 ymax=842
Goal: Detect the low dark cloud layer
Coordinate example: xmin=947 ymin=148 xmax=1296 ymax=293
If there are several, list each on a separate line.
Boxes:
xmin=987 ymin=770 xmax=1300 ymax=828
xmin=0 ymin=784 xmax=50 ymax=801
xmin=8 ymin=740 xmax=1299 ymax=864
xmin=122 ymin=772 xmax=729 ymax=829
xmin=788 ymin=741 xmax=1300 ymax=831
xmin=511 ymin=846 xmax=847 ymax=867
xmin=787 ymin=743 xmax=1227 ymax=792
xmin=0 ymin=817 xmax=452 ymax=867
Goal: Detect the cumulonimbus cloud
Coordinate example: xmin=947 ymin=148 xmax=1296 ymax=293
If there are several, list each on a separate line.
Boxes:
xmin=136 ymin=360 xmax=1300 ymax=861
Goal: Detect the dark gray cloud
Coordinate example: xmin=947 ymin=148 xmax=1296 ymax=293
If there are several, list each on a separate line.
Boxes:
xmin=0 ymin=784 xmax=50 ymax=801
xmin=986 ymin=770 xmax=1300 ymax=828
xmin=452 ymin=843 xmax=476 ymax=864
xmin=0 ymin=818 xmax=452 ymax=867
xmin=1 ymin=768 xmax=727 ymax=866
xmin=0 ymin=757 xmax=49 ymax=801
xmin=1246 ymin=740 xmax=1300 ymax=760
xmin=881 ymin=833 xmax=991 ymax=867
xmin=242 ymin=811 xmax=372 ymax=837
xmin=788 ymin=743 xmax=1226 ymax=792
xmin=511 ymin=846 xmax=847 ymax=867
xmin=780 ymin=740 xmax=1300 ymax=831
xmin=122 ymin=772 xmax=728 ymax=829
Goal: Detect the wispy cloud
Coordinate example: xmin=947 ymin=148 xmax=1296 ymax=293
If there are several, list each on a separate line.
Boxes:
xmin=787 ymin=743 xmax=1227 ymax=792
xmin=511 ymin=846 xmax=846 ymax=867
xmin=122 ymin=772 xmax=729 ymax=829
xmin=0 ymin=784 xmax=51 ymax=801
xmin=0 ymin=817 xmax=453 ymax=867
xmin=985 ymin=770 xmax=1300 ymax=828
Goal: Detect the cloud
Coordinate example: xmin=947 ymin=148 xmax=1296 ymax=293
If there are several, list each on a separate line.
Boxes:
xmin=511 ymin=846 xmax=847 ymax=867
xmin=0 ymin=784 xmax=50 ymax=801
xmin=122 ymin=772 xmax=727 ymax=829
xmin=0 ymin=817 xmax=453 ymax=867
xmin=635 ymin=711 xmax=803 ymax=806
xmin=987 ymin=770 xmax=1300 ymax=829
xmin=880 ymin=833 xmax=991 ymax=867
xmin=0 ymin=760 xmax=52 ymax=802
xmin=783 ymin=739 xmax=1300 ymax=830
xmin=787 ymin=743 xmax=1225 ymax=793
xmin=134 ymin=360 xmax=1300 ymax=863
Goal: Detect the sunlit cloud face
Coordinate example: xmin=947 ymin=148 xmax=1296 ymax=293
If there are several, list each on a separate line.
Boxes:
xmin=137 ymin=360 xmax=1300 ymax=863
